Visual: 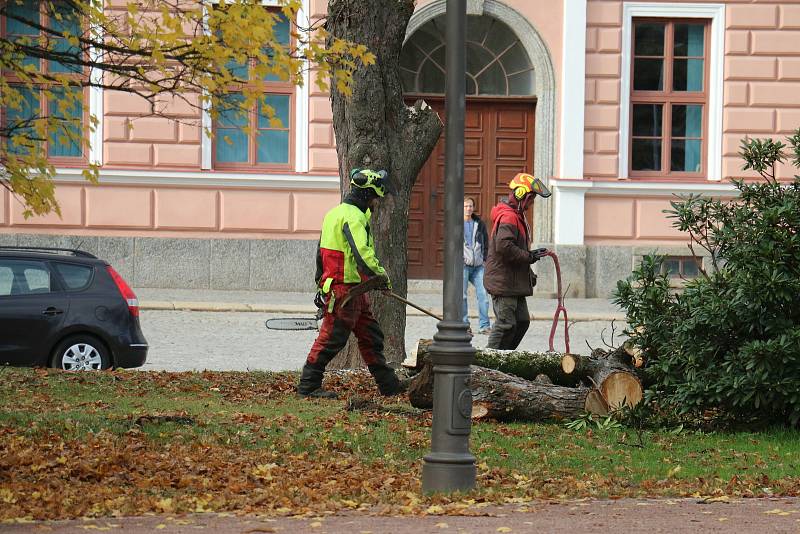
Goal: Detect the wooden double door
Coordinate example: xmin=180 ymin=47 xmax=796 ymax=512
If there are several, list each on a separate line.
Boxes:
xmin=407 ymin=99 xmax=536 ymax=279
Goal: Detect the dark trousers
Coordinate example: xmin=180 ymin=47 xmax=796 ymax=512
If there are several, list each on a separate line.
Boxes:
xmin=299 ymin=290 xmax=399 ymax=395
xmin=487 ymin=295 xmax=530 ymax=350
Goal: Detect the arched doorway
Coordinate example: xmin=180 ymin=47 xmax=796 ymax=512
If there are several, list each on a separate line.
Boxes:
xmin=402 ymin=12 xmax=539 ymax=279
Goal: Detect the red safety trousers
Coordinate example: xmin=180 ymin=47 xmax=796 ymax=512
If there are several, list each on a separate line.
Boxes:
xmin=299 ymin=284 xmax=400 ymax=396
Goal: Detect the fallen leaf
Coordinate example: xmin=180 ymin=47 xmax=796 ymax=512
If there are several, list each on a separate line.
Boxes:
xmin=698 ymin=496 xmax=730 ymax=504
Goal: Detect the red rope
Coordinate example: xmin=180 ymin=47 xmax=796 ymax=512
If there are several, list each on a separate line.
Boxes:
xmin=544 ymin=251 xmax=570 ymax=353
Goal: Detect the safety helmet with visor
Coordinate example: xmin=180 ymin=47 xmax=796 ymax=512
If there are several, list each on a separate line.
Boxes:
xmin=508 ymin=172 xmax=551 ymax=200
xmin=350 ymin=168 xmax=389 ymax=198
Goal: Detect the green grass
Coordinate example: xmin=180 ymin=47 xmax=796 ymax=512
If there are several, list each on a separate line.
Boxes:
xmin=1 ymin=366 xmax=799 ymax=521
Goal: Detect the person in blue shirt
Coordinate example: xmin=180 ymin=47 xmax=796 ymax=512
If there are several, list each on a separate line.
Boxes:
xmin=463 ymin=196 xmax=491 ymax=335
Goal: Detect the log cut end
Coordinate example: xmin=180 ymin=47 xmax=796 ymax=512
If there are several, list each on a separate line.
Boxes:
xmin=584 ymin=390 xmax=609 ymax=416
xmin=601 ymin=371 xmax=643 ymax=408
xmin=561 ymin=354 xmax=578 ymax=374
xmin=472 ymin=403 xmax=490 ymax=420
xmin=623 ymin=340 xmax=645 ymax=368
xmin=402 ymin=339 xmax=421 ymax=369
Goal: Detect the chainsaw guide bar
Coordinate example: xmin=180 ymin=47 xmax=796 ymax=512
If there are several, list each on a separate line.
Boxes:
xmin=265 ymin=318 xmax=319 ymax=331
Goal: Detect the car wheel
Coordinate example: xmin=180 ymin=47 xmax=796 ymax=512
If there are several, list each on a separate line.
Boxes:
xmin=51 ymin=335 xmax=111 ymax=371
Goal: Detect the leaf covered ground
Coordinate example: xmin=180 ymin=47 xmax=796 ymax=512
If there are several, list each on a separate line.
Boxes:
xmin=1 ymin=367 xmax=799 ymax=522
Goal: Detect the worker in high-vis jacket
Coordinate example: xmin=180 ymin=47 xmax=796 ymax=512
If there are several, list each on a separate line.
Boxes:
xmin=296 ymin=168 xmax=403 ymax=399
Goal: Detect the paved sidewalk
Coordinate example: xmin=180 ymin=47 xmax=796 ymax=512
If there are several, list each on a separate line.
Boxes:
xmin=134 ymin=287 xmax=626 ymax=322
xmin=3 ymin=498 xmax=800 ymax=533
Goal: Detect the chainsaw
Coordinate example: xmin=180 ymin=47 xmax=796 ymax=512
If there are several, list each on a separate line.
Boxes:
xmin=264 ymin=276 xmax=442 ymax=331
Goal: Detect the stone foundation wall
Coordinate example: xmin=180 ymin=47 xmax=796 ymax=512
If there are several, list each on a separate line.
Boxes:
xmin=534 ymin=243 xmax=710 ymax=298
xmin=6 ymin=233 xmax=704 ymax=297
xmin=7 ymin=234 xmax=317 ymax=292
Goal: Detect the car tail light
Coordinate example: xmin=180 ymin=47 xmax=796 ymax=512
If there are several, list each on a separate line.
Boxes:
xmin=106 ymin=265 xmax=139 ymax=317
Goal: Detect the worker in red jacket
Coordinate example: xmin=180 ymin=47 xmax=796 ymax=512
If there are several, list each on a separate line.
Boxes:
xmin=483 ymin=172 xmax=551 ymax=350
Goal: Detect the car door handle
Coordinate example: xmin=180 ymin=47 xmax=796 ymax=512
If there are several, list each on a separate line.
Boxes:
xmin=42 ymin=307 xmax=64 ymax=316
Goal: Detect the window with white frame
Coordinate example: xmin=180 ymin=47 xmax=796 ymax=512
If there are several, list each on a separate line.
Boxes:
xmin=211 ymin=7 xmax=294 ymax=170
xmin=619 ymin=3 xmax=724 ymax=181
xmin=2 ymin=0 xmax=88 ymax=163
xmin=630 ymin=19 xmax=708 ymax=177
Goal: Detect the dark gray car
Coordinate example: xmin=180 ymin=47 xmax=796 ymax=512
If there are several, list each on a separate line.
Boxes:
xmin=0 ymin=247 xmax=147 ymax=370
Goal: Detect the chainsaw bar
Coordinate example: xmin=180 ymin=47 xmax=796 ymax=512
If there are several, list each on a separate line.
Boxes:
xmin=265 ymin=318 xmax=319 ymax=331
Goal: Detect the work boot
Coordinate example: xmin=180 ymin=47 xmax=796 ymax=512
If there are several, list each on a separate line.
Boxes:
xmin=369 ymin=364 xmax=403 ymax=396
xmin=297 ymin=363 xmax=326 ymax=395
xmin=297 ymin=389 xmax=338 ymax=399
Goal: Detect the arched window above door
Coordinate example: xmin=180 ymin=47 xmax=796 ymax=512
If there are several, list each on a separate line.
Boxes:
xmin=400 ymin=15 xmax=535 ymax=96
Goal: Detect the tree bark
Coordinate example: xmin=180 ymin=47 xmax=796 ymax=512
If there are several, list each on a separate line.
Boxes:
xmin=409 ymin=339 xmax=582 ymax=386
xmin=470 ymin=367 xmax=607 ymax=422
xmin=406 ymin=341 xmax=610 ymax=421
xmin=326 ymin=0 xmax=443 ymax=369
xmin=407 ymin=364 xmax=608 ymax=421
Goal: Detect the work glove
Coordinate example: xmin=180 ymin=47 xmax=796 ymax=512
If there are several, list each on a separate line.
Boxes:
xmin=379 ymin=273 xmax=392 ymax=291
xmin=528 ymin=247 xmax=549 ymax=263
xmin=314 ymin=290 xmax=326 ymax=309
xmin=313 ymin=290 xmax=326 ymax=320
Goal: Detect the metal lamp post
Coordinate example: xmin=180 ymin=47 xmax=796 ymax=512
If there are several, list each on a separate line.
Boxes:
xmin=421 ymin=0 xmax=476 ymax=493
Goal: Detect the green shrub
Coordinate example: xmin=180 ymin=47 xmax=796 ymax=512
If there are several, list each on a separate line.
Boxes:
xmin=614 ymin=129 xmax=800 ymax=427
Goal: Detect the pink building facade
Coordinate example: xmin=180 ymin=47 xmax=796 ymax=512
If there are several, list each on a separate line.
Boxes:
xmin=1 ymin=0 xmax=797 ymax=295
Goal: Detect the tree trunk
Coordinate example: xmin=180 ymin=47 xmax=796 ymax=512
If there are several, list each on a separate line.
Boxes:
xmin=406 ymin=341 xmax=609 ymax=420
xmin=408 ymin=339 xmax=582 ymax=386
xmin=470 ymin=367 xmax=608 ymax=422
xmin=408 ymin=364 xmax=608 ymax=421
xmin=326 ymin=0 xmax=443 ymax=369
xmin=406 ymin=339 xmax=641 ymax=417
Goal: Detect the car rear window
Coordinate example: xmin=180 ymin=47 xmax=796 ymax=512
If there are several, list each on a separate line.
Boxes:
xmin=24 ymin=267 xmax=51 ymax=293
xmin=0 ymin=260 xmax=51 ymax=295
xmin=53 ymin=262 xmax=93 ymax=290
xmin=0 ymin=266 xmax=12 ymax=296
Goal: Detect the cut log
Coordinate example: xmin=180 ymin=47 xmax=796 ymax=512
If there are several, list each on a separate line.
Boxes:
xmin=408 ymin=339 xmax=581 ymax=386
xmin=623 ymin=340 xmax=644 ymax=368
xmin=469 ymin=367 xmax=607 ymax=421
xmin=407 ymin=363 xmax=609 ymax=420
xmin=474 ymin=347 xmax=581 ymax=386
xmin=561 ymin=353 xmax=643 ymax=409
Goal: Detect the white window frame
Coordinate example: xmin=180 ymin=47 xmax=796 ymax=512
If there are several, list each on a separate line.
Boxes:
xmin=559 ymin=0 xmax=587 ymax=180
xmin=618 ymin=2 xmax=725 ymax=180
xmin=88 ymin=20 xmax=103 ymax=166
xmin=200 ymin=0 xmax=309 ymax=172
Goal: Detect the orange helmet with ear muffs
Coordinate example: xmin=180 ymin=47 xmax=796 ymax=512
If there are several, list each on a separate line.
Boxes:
xmin=509 ymin=172 xmax=551 ymax=200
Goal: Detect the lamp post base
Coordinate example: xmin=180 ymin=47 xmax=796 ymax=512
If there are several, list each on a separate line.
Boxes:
xmin=422 ymin=452 xmax=477 ymax=493
xmin=421 ymin=320 xmax=476 ymax=493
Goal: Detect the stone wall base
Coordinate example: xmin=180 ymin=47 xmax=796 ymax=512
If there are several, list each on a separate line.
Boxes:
xmin=9 ymin=233 xmax=317 ymax=292
xmin=8 ymin=234 xmax=704 ymax=297
xmin=533 ymin=243 xmax=709 ymax=298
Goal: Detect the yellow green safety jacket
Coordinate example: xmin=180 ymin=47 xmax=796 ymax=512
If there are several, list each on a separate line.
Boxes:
xmin=314 ymin=202 xmax=386 ymax=296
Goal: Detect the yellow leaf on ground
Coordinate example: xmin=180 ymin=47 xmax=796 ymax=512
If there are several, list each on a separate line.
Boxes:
xmin=497 ymin=528 xmax=513 ymax=533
